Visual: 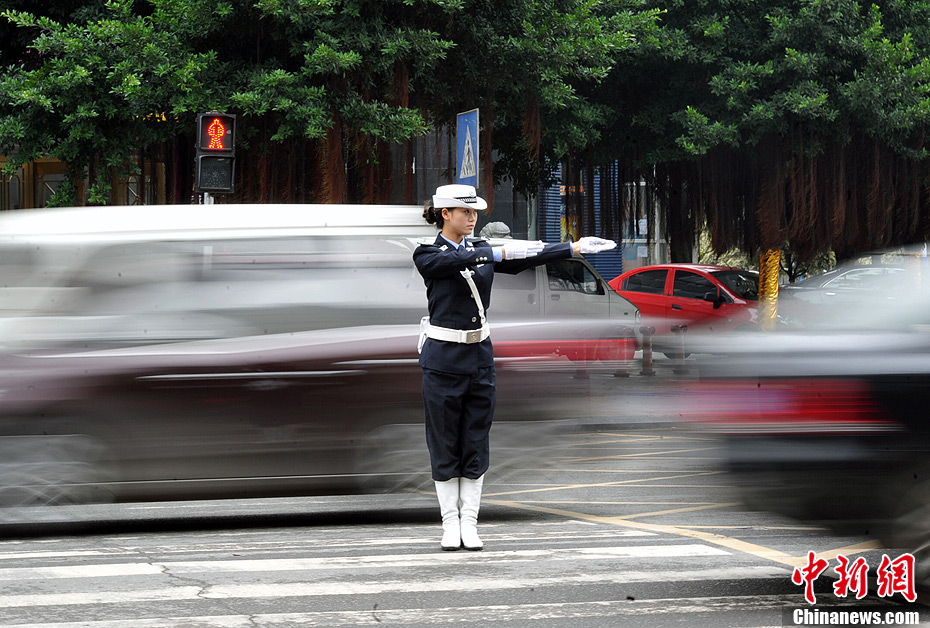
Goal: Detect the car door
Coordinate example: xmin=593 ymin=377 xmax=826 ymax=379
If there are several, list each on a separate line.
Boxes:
xmin=541 ymin=257 xmax=610 ymax=318
xmin=490 ymin=266 xmax=542 ymax=319
xmin=616 ymin=268 xmax=671 ymax=333
xmin=668 ymin=269 xmax=732 ymax=332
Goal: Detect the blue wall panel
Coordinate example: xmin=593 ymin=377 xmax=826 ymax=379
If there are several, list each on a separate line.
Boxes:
xmin=538 ymin=164 xmax=623 ymax=282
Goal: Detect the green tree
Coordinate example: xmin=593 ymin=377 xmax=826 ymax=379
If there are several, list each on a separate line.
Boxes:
xmin=0 ymin=0 xmax=215 ymax=204
xmin=597 ymin=0 xmax=930 ymax=261
xmin=4 ymin=0 xmax=928 ymax=268
xmin=0 ymin=0 xmax=457 ymax=204
xmin=425 ymin=0 xmax=660 ymax=205
xmin=0 ymin=0 xmax=659 ymax=205
xmin=218 ymin=0 xmax=457 ymax=202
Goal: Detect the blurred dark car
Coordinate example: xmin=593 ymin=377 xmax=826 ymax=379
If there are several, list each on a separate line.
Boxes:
xmin=0 ymin=319 xmax=634 ymax=509
xmin=0 ymin=204 xmax=638 ymax=517
xmin=681 ymin=247 xmax=930 ymax=576
xmin=778 ymin=264 xmax=909 ymax=329
xmin=607 ymin=264 xmax=759 ymax=356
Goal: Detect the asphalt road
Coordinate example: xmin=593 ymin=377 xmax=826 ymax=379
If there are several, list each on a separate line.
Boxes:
xmin=0 ymin=413 xmax=927 ymax=627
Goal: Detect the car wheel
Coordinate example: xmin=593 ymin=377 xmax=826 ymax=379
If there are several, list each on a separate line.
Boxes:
xmin=0 ymin=433 xmax=114 ymax=521
xmin=353 ymin=423 xmax=432 ymax=493
xmin=662 ymin=351 xmax=691 ymax=360
xmin=486 ymin=420 xmax=579 ymax=482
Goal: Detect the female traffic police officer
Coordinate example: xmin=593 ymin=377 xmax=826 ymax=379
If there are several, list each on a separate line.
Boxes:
xmin=414 ymin=183 xmax=616 ymax=551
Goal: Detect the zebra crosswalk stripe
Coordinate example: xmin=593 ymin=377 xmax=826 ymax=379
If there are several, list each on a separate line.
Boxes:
xmin=0 ymin=564 xmax=788 ymax=609
xmin=0 ymin=595 xmax=800 ymax=628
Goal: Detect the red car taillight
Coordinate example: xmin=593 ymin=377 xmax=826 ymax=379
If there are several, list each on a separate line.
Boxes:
xmin=685 ymin=379 xmax=900 ymax=435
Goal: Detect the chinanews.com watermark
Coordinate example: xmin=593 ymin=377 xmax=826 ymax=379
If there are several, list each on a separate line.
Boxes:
xmin=783 ymin=551 xmax=927 ymax=627
xmin=785 ymin=607 xmax=922 ymax=626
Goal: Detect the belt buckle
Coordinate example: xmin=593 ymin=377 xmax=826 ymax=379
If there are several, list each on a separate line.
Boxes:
xmin=465 ymin=329 xmax=482 ymax=343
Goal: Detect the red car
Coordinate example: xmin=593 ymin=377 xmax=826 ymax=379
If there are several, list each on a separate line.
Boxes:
xmin=608 ymin=264 xmax=759 ymax=354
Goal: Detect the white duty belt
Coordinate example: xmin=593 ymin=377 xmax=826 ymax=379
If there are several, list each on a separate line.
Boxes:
xmin=425 ymin=323 xmax=490 ymax=344
xmin=419 ymin=269 xmax=489 ymax=351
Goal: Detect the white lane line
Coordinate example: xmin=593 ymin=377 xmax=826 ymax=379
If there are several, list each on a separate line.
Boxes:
xmin=0 ymin=528 xmax=655 ymax=561
xmin=0 ymin=594 xmax=822 ymax=627
xmin=0 ymin=565 xmax=790 ymax=609
xmin=0 ymin=543 xmax=727 ymax=581
xmin=0 ymin=550 xmax=122 ymax=561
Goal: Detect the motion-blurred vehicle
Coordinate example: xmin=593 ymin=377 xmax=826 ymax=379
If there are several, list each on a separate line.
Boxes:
xmin=607 ymin=263 xmax=759 ymax=356
xmin=777 ymin=264 xmax=909 ymax=329
xmin=0 ymin=204 xmax=639 ymax=516
xmin=0 ymin=204 xmax=639 ymax=348
xmin=682 ymin=246 xmax=930 ymax=577
xmin=0 ymin=319 xmax=633 ymax=508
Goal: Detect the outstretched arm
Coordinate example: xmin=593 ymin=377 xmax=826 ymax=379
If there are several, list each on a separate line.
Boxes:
xmin=495 ymin=237 xmax=617 ymax=275
xmin=495 ymin=242 xmax=573 ymax=275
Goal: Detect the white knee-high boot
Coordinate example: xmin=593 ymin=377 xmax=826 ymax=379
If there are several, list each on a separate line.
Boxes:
xmin=459 ymin=475 xmax=484 ymax=550
xmin=434 ymin=478 xmax=461 ymax=551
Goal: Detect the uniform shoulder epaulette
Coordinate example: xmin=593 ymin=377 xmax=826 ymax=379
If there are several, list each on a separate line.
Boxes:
xmin=466 ymin=237 xmax=487 ymax=244
xmin=415 ymin=237 xmax=437 ymax=246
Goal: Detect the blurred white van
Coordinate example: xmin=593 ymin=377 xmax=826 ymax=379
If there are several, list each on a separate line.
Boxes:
xmin=0 ymin=204 xmax=638 ymax=349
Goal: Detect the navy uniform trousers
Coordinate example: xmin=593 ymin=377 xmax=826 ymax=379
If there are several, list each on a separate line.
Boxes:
xmin=413 ymin=235 xmax=573 ymax=481
xmin=420 ymin=365 xmax=496 ymax=481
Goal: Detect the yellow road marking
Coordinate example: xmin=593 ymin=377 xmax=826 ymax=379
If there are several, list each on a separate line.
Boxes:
xmin=506 ymin=500 xmax=729 ymax=506
xmin=817 ymin=541 xmax=884 ymax=560
xmin=492 ymin=430 xmax=887 ymax=575
xmin=573 ymin=433 xmax=720 ymax=443
xmin=486 ymin=499 xmax=876 ymax=569
xmin=567 ymin=485 xmax=739 ymax=490
xmin=576 ymin=431 xmax=702 ymax=438
xmin=620 ymin=502 xmax=741 ymax=519
xmin=683 ymin=525 xmax=826 ymax=531
xmin=484 ymin=471 xmax=724 ymax=498
xmin=563 ymin=457 xmax=727 ymax=462
xmin=488 ymin=498 xmax=800 ymax=566
xmin=570 ymin=438 xmax=718 ymax=446
xmin=570 ymin=446 xmax=724 ymax=462
xmin=527 ymin=468 xmax=723 ymax=474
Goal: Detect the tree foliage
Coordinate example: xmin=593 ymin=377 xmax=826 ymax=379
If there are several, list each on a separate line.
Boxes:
xmin=1 ymin=1 xmax=930 ymax=262
xmin=0 ymin=0 xmax=216 ymax=204
xmin=0 ymin=0 xmax=657 ymax=205
xmin=581 ymin=0 xmax=930 ymax=261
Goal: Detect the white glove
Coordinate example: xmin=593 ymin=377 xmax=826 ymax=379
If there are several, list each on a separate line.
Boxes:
xmin=503 ymin=240 xmax=545 ymax=260
xmin=578 ymin=236 xmax=617 ymax=254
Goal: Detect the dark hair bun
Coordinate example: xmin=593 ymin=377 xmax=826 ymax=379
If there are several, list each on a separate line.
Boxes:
xmin=423 ymin=203 xmax=440 ymax=225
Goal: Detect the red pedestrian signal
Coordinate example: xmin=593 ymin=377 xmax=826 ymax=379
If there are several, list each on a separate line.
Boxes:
xmin=197 ymin=113 xmax=235 ymax=152
xmin=195 ymin=112 xmax=236 ymax=193
xmin=206 ymin=117 xmax=226 ymax=149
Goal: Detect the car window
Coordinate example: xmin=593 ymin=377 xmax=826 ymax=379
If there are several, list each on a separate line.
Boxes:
xmin=546 ymin=259 xmax=603 ymax=295
xmin=794 ymin=268 xmax=842 ymax=287
xmin=711 ymin=270 xmax=759 ymax=301
xmin=672 ymin=271 xmax=716 ymax=300
xmin=622 ymin=269 xmax=667 ymax=294
xmin=825 ymin=268 xmax=887 ymax=289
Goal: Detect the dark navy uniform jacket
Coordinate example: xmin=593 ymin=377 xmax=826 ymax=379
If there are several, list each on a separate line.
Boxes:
xmin=413 ymin=234 xmax=573 ymax=374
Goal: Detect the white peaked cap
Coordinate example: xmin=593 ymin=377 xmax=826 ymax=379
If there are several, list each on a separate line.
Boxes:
xmin=432 ymin=184 xmax=488 ymax=211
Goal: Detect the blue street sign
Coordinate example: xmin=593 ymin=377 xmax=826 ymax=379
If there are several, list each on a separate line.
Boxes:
xmin=456 ymin=109 xmax=479 ymax=187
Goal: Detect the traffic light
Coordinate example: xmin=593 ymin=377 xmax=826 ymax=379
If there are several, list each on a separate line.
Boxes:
xmin=195 ymin=112 xmax=236 ymax=194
